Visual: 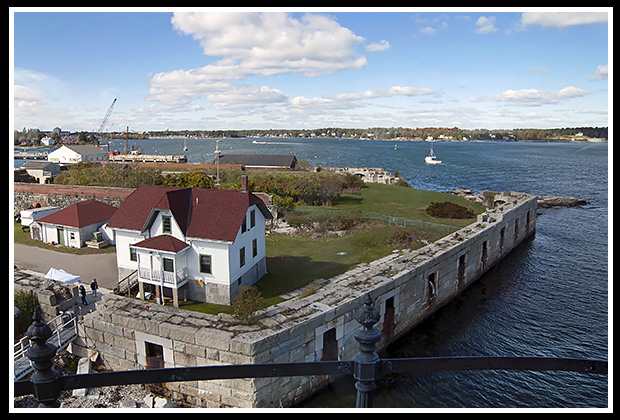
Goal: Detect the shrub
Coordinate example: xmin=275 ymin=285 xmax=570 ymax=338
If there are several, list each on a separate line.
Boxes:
xmin=14 ymin=290 xmax=40 ymax=332
xmin=425 ymin=201 xmax=474 ymax=219
xmin=232 ymin=286 xmax=265 ymax=324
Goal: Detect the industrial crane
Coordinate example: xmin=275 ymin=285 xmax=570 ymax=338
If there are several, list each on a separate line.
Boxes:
xmin=97 ymin=98 xmax=117 ymax=134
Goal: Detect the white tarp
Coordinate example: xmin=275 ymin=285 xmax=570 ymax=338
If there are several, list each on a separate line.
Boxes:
xmin=44 ymin=267 xmax=80 ymax=284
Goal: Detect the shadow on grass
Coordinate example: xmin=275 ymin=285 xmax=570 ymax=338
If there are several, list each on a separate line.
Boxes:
xmin=256 ymin=255 xmax=350 ymax=299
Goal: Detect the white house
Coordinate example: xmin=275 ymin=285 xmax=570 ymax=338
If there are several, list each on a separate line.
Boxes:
xmin=106 ymin=181 xmax=273 ymax=307
xmin=47 ymin=145 xmax=108 ymax=164
xmin=31 ymin=200 xmax=117 ymax=248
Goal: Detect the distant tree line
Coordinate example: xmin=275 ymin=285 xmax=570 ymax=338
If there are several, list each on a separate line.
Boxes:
xmin=136 ymin=126 xmax=609 ymax=141
xmin=16 ymin=126 xmax=607 ymax=148
xmin=52 ymin=162 xmax=366 ymax=209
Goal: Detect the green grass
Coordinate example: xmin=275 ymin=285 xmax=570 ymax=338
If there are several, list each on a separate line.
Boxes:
xmin=322 ymin=183 xmax=485 ymax=228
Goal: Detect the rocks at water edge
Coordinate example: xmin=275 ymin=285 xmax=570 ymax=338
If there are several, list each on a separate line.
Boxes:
xmin=536 ymin=195 xmax=589 ymax=208
xmin=450 ymin=188 xmax=588 ymax=208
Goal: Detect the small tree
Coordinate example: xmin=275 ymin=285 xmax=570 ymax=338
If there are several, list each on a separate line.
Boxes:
xmin=14 ymin=290 xmax=40 ymax=335
xmin=232 ymin=286 xmax=265 ymax=324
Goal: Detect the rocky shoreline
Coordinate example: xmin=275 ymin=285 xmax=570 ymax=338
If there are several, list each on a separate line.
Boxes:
xmin=450 ymin=188 xmax=588 ymax=208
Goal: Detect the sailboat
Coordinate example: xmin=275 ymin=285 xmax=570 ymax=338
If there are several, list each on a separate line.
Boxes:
xmin=183 ymin=139 xmax=188 ymax=151
xmin=425 ymin=144 xmax=442 ymax=165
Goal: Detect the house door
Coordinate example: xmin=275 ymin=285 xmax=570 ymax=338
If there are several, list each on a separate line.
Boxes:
xmin=145 ymin=341 xmax=164 ymax=369
xmin=56 ymin=227 xmax=64 ymax=245
xmin=144 ymin=341 xmax=165 ymax=390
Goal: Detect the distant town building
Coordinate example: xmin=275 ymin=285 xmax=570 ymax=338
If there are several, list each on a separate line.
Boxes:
xmin=215 ymin=154 xmax=297 ymax=170
xmin=47 ymin=145 xmax=108 ymax=164
xmin=20 ymin=161 xmax=60 ymax=184
xmin=40 ymin=136 xmax=55 ymax=146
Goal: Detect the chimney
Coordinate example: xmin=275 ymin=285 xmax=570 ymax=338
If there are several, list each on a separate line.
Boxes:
xmin=241 ymin=175 xmax=248 ymax=193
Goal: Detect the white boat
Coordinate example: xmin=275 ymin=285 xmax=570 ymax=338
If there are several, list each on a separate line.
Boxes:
xmin=425 ymin=145 xmax=442 ymax=164
xmin=183 ymin=139 xmax=188 ymax=151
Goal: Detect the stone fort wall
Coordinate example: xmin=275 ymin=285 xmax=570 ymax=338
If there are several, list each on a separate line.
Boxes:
xmin=69 ymin=191 xmax=537 ymax=408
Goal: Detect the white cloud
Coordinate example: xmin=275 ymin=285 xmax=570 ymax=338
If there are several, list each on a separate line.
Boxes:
xmin=420 ymin=26 xmax=436 ymax=35
xmin=470 ymin=86 xmax=589 ymax=106
xmin=365 ymin=40 xmax=390 ymax=52
xmin=520 ymin=12 xmax=608 ymax=29
xmin=530 ymin=67 xmax=550 ymax=74
xmin=588 ymin=64 xmax=608 ymax=80
xmin=474 ymin=16 xmax=498 ymax=34
xmin=170 ymin=12 xmax=367 ymax=78
xmin=328 ymin=86 xmax=434 ymax=101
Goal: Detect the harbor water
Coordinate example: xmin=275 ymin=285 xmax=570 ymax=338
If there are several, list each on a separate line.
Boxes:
xmin=15 ymin=137 xmax=609 ymax=408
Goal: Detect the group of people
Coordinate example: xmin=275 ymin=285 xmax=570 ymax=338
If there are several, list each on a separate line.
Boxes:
xmin=78 ymin=278 xmax=98 ymax=306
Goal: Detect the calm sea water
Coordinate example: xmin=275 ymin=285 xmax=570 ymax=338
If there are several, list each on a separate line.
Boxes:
xmin=15 ymin=137 xmax=609 ymax=408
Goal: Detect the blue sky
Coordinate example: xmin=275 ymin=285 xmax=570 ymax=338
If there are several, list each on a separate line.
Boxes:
xmin=11 ymin=8 xmax=610 ymax=132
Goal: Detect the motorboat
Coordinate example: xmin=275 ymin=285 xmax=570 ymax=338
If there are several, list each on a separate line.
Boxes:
xmin=425 ymin=145 xmax=442 ymax=165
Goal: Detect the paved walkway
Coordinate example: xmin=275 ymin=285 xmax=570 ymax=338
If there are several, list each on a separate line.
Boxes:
xmin=13 ymin=243 xmax=119 ymax=291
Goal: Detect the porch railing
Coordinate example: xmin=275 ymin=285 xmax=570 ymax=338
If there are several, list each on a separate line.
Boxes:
xmin=13 ymin=294 xmax=607 ymax=408
xmin=137 ymin=267 xmax=188 ymax=288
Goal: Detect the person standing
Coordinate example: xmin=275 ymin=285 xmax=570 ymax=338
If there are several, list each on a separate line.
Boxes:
xmin=90 ymin=278 xmax=99 ymax=297
xmin=79 ymin=284 xmax=88 ymax=305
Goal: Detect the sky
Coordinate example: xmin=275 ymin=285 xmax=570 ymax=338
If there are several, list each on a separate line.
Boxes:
xmin=11 ymin=8 xmax=611 ymax=133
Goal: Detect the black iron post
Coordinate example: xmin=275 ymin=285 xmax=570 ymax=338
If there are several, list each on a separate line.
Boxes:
xmin=353 ymin=293 xmax=382 ymax=408
xmin=25 ymin=308 xmax=61 ymax=408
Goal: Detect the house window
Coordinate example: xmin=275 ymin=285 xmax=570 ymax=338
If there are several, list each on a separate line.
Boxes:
xmin=199 ymin=254 xmax=212 ymax=274
xmin=250 ymin=210 xmax=256 ymax=228
xmin=162 ymin=215 xmax=171 ymax=234
xmin=239 ymin=247 xmax=246 ymax=268
xmin=130 ymin=247 xmax=137 ymax=262
xmin=252 ymin=239 xmax=258 ymax=258
xmin=163 ymin=257 xmax=174 ymax=273
xmin=241 ymin=216 xmax=247 ymax=233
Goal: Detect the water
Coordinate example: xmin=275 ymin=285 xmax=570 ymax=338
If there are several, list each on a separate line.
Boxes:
xmin=15 ymin=137 xmax=609 ymax=408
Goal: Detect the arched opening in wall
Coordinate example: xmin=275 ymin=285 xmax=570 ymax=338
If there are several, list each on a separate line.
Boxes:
xmin=514 ymin=218 xmax=519 ymax=243
xmin=457 ymin=254 xmax=466 ymax=287
xmin=382 ymin=296 xmax=395 ymax=339
xmin=499 ymin=227 xmax=505 ymax=254
xmin=526 ymin=211 xmax=530 ymax=233
xmin=321 ymin=328 xmax=338 ymax=361
xmin=427 ymin=272 xmax=437 ymax=304
xmin=481 ymin=241 xmax=488 ymax=270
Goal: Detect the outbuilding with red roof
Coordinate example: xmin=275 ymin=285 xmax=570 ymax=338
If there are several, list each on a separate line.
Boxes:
xmin=31 ymin=199 xmax=117 ymax=248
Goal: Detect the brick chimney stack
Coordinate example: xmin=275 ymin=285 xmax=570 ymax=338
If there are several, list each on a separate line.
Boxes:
xmin=241 ymin=175 xmax=248 ymax=193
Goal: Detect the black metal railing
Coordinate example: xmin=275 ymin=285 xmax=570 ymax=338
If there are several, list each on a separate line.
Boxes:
xmin=13 ymin=294 xmax=607 ymax=408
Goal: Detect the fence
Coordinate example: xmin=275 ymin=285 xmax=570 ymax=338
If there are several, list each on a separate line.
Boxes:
xmin=14 ymin=313 xmax=78 ymax=382
xmin=285 ymin=208 xmax=460 ymax=235
xmin=14 ymin=295 xmax=607 ymax=408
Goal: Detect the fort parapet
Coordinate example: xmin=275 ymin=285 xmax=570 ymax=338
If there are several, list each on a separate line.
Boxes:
xmin=68 ymin=191 xmax=536 ymax=408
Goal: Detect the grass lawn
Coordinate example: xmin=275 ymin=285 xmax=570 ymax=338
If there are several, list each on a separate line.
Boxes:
xmin=256 ymin=184 xmax=485 ymax=301
xmin=320 ymin=183 xmax=485 ymax=228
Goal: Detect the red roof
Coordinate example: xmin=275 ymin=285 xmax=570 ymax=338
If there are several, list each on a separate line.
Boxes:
xmin=107 ymin=185 xmax=272 ymax=243
xmin=38 ymin=199 xmax=117 ymax=228
xmin=132 ymin=235 xmax=190 ymax=253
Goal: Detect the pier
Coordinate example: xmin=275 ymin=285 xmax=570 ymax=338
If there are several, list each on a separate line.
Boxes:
xmin=108 ymin=154 xmax=187 ymax=163
xmin=14 ymin=151 xmax=48 ymax=160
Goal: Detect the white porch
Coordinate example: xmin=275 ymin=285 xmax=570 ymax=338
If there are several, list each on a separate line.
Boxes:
xmin=131 ymin=235 xmax=191 ymax=308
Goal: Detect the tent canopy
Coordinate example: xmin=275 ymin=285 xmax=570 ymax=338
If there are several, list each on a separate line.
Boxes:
xmin=44 ymin=267 xmax=80 ymax=284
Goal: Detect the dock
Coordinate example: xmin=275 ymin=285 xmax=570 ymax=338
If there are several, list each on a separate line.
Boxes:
xmin=14 ymin=151 xmax=48 ymax=160
xmin=109 ymin=154 xmax=187 ymax=163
